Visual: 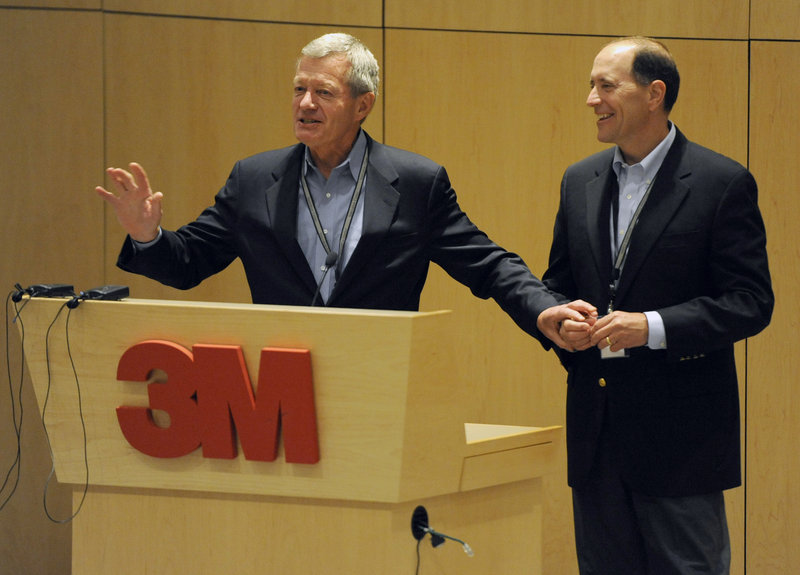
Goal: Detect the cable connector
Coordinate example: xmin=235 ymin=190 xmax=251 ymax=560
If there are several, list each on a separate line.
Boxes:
xmin=12 ymin=283 xmax=75 ymax=302
xmin=67 ymin=285 xmax=129 ymax=309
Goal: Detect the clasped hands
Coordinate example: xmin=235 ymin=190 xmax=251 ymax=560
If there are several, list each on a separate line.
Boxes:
xmin=538 ymin=300 xmax=649 ymax=352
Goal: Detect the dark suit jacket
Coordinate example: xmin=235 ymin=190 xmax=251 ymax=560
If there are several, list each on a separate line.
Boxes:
xmin=543 ymin=128 xmax=773 ymax=497
xmin=117 ymin=132 xmax=559 ymax=340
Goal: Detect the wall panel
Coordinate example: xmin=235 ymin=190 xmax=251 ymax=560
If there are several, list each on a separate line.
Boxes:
xmin=747 ymin=40 xmax=800 ymax=573
xmin=102 ymin=16 xmax=383 ymax=302
xmin=384 ymin=32 xmax=599 ymax=573
xmin=752 ymin=0 xmax=800 ymax=40
xmin=0 ymin=1 xmax=99 ymax=7
xmin=386 ymin=0 xmax=748 ymax=39
xmin=385 ymin=29 xmax=598 ymax=425
xmin=103 ymin=0 xmax=381 ymax=27
xmin=0 ymin=9 xmax=104 ymax=574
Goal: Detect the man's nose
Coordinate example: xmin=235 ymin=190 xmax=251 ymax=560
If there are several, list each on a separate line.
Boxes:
xmin=586 ymin=87 xmax=600 ymax=107
xmin=299 ymin=91 xmax=316 ymax=108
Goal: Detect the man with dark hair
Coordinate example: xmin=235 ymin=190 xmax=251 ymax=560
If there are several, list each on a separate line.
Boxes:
xmin=96 ymin=33 xmax=592 ymax=348
xmin=626 ymin=36 xmax=680 ymax=112
xmin=544 ymin=37 xmax=773 ymax=573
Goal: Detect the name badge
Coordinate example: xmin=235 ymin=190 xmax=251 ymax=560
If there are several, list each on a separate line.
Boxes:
xmin=601 ymin=346 xmax=628 ymax=359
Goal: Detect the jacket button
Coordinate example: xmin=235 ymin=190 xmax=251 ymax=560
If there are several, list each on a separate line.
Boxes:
xmin=598 ymin=378 xmax=607 ymax=387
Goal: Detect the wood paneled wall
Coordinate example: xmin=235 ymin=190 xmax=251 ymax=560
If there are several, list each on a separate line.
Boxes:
xmin=749 ymin=39 xmax=800 ymax=574
xmin=0 ymin=7 xmax=103 ymax=574
xmin=0 ymin=1 xmax=795 ymax=573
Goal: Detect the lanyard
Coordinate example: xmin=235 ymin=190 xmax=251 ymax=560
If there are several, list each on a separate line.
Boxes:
xmin=608 ymin=174 xmax=657 ymax=313
xmin=300 ymin=145 xmax=369 ymax=280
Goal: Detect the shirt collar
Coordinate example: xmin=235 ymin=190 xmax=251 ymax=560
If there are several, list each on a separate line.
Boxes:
xmin=613 ymin=122 xmax=677 ymax=181
xmin=303 ymin=129 xmax=367 ymax=181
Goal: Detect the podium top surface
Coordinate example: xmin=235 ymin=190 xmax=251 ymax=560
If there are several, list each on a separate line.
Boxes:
xmin=108 ymin=296 xmax=450 ymax=316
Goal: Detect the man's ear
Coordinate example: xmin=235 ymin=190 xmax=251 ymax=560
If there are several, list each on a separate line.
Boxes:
xmin=648 ymin=80 xmax=667 ymax=111
xmin=356 ymin=91 xmax=376 ymax=122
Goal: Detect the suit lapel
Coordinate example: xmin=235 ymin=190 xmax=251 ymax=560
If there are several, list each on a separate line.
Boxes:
xmin=615 ymin=132 xmax=690 ymax=303
xmin=329 ymin=137 xmax=400 ymax=300
xmin=264 ymin=144 xmax=318 ymax=293
xmin=585 ymin=162 xmax=616 ymax=293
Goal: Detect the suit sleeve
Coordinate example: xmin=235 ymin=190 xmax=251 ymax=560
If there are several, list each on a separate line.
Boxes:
xmin=658 ymin=168 xmax=774 ymax=359
xmin=426 ymin=165 xmax=562 ymax=341
xmin=117 ymin=163 xmax=242 ymax=290
xmin=541 ymin=173 xmax=578 ymax=304
xmin=541 ymin=172 xmax=582 ymax=362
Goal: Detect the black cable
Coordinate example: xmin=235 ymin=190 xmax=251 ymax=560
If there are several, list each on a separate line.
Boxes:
xmin=415 ymin=537 xmax=422 ymax=574
xmin=41 ymin=302 xmax=89 ymax=523
xmin=0 ymin=292 xmax=25 ymax=512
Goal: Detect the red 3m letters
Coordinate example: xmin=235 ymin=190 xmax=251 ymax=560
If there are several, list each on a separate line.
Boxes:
xmin=115 ymin=341 xmax=320 ymax=464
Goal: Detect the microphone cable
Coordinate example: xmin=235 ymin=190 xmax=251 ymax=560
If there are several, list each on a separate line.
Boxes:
xmin=415 ymin=537 xmax=422 ymax=575
xmin=41 ymin=301 xmax=89 ymax=523
xmin=0 ymin=291 xmax=26 ymax=512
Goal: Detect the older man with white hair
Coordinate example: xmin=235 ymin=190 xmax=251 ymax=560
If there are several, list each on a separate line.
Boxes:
xmin=96 ymin=33 xmax=592 ymax=346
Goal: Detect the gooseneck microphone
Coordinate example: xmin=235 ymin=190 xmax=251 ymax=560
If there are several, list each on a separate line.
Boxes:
xmin=310 ymin=251 xmax=338 ymax=307
xmin=411 ymin=505 xmax=474 ymax=557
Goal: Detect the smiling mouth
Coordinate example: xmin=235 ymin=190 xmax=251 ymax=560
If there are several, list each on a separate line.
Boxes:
xmin=598 ymin=113 xmax=614 ymax=121
xmin=299 ymin=119 xmax=321 ymax=125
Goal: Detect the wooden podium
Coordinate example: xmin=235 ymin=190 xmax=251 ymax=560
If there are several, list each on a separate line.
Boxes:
xmin=18 ymin=297 xmax=562 ymax=574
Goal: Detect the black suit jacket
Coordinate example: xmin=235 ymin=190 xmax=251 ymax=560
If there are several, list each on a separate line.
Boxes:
xmin=543 ymin=129 xmax=773 ymax=496
xmin=118 ymin=132 xmax=559 ymax=340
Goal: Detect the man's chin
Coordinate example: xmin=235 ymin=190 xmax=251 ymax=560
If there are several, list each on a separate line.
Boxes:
xmin=596 ymin=132 xmax=613 ymax=145
xmin=294 ymin=129 xmax=318 ymax=146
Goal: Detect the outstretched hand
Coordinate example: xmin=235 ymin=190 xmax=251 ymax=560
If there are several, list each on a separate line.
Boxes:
xmin=538 ymin=300 xmax=598 ymax=351
xmin=95 ymin=162 xmax=163 ymax=243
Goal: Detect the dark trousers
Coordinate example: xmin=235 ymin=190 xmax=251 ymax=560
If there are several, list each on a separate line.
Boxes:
xmin=571 ymin=431 xmax=731 ymax=574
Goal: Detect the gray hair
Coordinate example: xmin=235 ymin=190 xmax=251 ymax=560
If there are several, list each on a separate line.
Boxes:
xmin=300 ymin=33 xmax=380 ymax=97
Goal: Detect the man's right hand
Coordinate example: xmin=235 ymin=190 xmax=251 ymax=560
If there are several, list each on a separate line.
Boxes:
xmin=559 ymin=316 xmax=597 ymax=352
xmin=538 ymin=299 xmax=597 ymax=351
xmin=95 ymin=162 xmax=163 ymax=243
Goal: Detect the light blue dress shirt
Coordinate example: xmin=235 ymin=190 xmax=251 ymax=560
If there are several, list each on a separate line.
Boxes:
xmin=297 ymin=130 xmax=367 ymax=303
xmin=610 ymin=123 xmax=676 ymax=350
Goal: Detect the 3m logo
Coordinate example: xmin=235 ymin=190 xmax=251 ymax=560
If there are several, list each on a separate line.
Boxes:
xmin=115 ymin=340 xmax=319 ymax=464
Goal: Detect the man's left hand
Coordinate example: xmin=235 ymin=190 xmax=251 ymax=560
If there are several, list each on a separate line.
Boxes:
xmin=591 ymin=311 xmax=649 ymax=352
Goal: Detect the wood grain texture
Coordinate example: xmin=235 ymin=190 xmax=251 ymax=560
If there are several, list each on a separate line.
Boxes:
xmin=385 ymin=0 xmax=748 ymax=38
xmin=102 ymin=0 xmax=381 ymax=27
xmin=747 ymin=40 xmax=800 ymax=574
xmin=0 ymin=9 xmax=103 ymax=574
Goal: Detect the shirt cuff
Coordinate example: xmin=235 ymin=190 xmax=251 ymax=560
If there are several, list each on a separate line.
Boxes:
xmin=644 ymin=311 xmax=667 ymax=350
xmin=131 ymin=228 xmax=163 ymax=250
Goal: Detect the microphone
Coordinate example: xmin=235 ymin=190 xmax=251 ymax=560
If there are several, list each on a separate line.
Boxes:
xmin=310 ymin=251 xmax=338 ymax=307
xmin=411 ymin=505 xmax=474 ymax=557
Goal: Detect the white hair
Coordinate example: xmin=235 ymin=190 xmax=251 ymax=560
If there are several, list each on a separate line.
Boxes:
xmin=300 ymin=33 xmax=380 ymax=97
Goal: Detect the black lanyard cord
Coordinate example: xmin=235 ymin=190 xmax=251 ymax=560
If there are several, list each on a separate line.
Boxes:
xmin=300 ymin=145 xmax=370 ymax=280
xmin=608 ymin=175 xmax=657 ymax=312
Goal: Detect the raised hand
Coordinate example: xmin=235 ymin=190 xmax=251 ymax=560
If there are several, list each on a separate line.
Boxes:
xmin=95 ymin=162 xmax=163 ymax=243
